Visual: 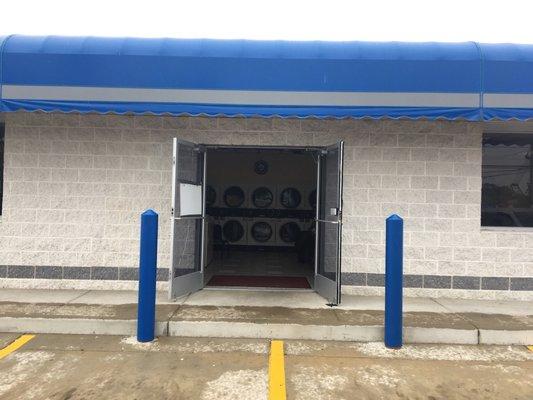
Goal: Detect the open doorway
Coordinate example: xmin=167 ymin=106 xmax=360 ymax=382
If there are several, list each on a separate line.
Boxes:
xmin=203 ymin=147 xmax=317 ymax=290
xmin=169 ymin=140 xmax=344 ymax=305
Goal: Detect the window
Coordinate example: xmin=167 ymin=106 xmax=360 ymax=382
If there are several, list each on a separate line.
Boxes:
xmin=482 ymin=132 xmax=533 ymax=227
xmin=0 ymin=123 xmax=3 ymax=215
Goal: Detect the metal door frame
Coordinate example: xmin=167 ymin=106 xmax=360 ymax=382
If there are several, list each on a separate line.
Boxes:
xmin=314 ymin=141 xmax=344 ymax=305
xmin=314 ymin=155 xmax=321 ymax=277
xmin=169 ymin=138 xmax=207 ymax=299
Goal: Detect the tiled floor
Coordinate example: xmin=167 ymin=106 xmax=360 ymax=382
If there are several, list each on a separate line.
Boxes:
xmin=206 ymin=250 xmax=314 ymax=280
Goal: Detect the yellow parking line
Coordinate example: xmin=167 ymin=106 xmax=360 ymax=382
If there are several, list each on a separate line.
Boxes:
xmin=269 ymin=340 xmax=286 ymax=400
xmin=0 ymin=335 xmax=36 ymax=360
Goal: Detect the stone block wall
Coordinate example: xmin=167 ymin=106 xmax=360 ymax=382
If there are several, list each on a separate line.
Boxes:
xmin=0 ymin=112 xmax=532 ymax=299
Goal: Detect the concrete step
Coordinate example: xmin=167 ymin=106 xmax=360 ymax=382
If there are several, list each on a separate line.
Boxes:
xmin=0 ymin=302 xmax=531 ymax=345
xmin=167 ymin=305 xmax=480 ymax=344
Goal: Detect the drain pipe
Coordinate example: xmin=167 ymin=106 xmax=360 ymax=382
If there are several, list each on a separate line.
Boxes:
xmin=384 ymin=214 xmax=403 ymax=349
xmin=137 ymin=209 xmax=159 ymax=342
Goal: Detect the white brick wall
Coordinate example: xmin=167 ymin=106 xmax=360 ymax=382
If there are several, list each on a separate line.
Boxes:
xmin=1 ymin=113 xmax=173 ymax=269
xmin=1 ymin=112 xmax=532 ymax=298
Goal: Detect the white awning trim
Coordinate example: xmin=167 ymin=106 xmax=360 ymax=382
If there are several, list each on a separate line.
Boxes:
xmin=1 ymin=85 xmax=481 ymax=108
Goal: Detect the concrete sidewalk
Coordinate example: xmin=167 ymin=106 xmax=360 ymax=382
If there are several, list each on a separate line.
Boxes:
xmin=0 ymin=288 xmax=531 ymax=345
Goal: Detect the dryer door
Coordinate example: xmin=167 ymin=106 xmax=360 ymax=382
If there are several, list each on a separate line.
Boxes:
xmin=315 ymin=141 xmax=344 ymax=305
xmin=170 ymin=138 xmax=206 ymax=299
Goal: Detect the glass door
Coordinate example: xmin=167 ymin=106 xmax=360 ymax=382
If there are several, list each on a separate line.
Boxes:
xmin=169 ymin=138 xmax=206 ymax=299
xmin=314 ymin=141 xmax=344 ymax=305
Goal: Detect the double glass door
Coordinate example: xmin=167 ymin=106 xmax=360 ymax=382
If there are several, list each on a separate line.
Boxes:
xmin=170 ymin=140 xmax=344 ymax=305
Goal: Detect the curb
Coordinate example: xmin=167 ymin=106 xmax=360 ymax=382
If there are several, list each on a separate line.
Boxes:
xmin=403 ymin=327 xmax=478 ymax=345
xmin=1 ymin=317 xmax=528 ymax=345
xmin=167 ymin=321 xmax=384 ymax=342
xmin=479 ymin=329 xmax=533 ymax=345
xmin=0 ymin=317 xmax=168 ymax=336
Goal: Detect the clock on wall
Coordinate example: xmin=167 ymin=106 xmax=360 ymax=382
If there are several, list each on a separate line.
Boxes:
xmin=254 ymin=160 xmax=269 ymax=175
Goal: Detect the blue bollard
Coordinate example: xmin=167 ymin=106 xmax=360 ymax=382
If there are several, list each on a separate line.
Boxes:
xmin=385 ymin=214 xmax=403 ymax=348
xmin=137 ymin=209 xmax=158 ymax=342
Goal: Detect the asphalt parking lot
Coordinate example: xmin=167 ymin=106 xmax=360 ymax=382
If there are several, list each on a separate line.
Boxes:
xmin=0 ymin=333 xmax=532 ymax=399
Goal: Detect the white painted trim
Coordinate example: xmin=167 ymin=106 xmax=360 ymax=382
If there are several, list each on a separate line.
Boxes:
xmin=484 ymin=93 xmax=533 ymax=109
xmin=1 ymin=85 xmax=480 ymax=108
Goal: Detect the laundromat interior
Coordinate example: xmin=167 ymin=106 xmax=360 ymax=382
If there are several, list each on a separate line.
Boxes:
xmin=204 ymin=146 xmax=318 ymax=289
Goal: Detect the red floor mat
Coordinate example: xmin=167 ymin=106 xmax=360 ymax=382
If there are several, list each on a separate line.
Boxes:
xmin=207 ymin=275 xmax=311 ymax=289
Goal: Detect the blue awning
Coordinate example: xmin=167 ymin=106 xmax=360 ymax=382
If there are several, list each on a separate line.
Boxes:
xmin=1 ymin=35 xmax=532 ymax=120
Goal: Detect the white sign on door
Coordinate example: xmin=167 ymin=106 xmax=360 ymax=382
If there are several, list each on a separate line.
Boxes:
xmin=179 ymin=183 xmax=202 ymax=216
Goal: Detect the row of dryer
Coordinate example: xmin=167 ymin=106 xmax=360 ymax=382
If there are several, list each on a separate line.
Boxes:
xmin=212 ymin=217 xmax=313 ymax=247
xmin=206 ymin=184 xmax=317 ymax=210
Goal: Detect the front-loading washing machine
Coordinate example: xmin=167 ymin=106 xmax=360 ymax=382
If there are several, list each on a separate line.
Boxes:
xmin=277 ymin=219 xmax=307 ymax=246
xmin=306 ymin=187 xmax=317 ymax=211
xmin=249 ymin=185 xmax=276 ymax=209
xmin=278 ymin=185 xmax=305 ymax=210
xmin=205 ymin=184 xmax=220 ymax=208
xmin=222 ymin=217 xmax=248 ymax=245
xmin=222 ymin=184 xmax=248 ymax=208
xmin=248 ymin=218 xmax=277 ymax=246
